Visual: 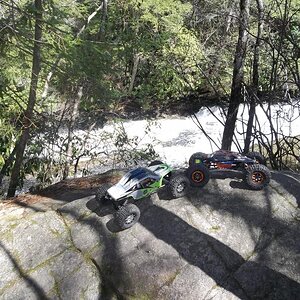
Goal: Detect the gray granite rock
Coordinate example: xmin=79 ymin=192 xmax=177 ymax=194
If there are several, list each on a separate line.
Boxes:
xmin=0 ymin=171 xmax=299 ymax=299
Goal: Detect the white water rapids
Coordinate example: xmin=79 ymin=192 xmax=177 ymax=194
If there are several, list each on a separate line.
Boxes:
xmin=78 ymin=101 xmax=300 ymax=168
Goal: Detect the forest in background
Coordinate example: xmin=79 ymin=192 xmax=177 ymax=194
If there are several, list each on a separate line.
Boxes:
xmin=0 ymin=0 xmax=300 ymax=197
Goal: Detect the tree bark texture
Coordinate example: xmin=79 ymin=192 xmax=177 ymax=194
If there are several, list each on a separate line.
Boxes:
xmin=128 ymin=54 xmax=141 ymax=94
xmin=0 ymin=146 xmax=17 ymax=186
xmin=221 ymin=0 xmax=250 ymax=150
xmin=98 ymin=0 xmax=108 ymax=40
xmin=269 ymin=0 xmax=289 ymax=91
xmin=244 ymin=0 xmax=264 ymax=153
xmin=7 ymin=0 xmax=43 ymax=197
xmin=63 ymin=86 xmax=83 ymax=179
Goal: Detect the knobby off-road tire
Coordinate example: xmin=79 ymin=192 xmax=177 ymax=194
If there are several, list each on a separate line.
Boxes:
xmin=246 ymin=152 xmax=266 ymax=165
xmin=169 ymin=173 xmax=190 ymax=198
xmin=244 ymin=164 xmax=271 ymax=190
xmin=187 ymin=164 xmax=210 ymax=187
xmin=114 ymin=204 xmax=141 ymax=230
xmin=95 ymin=183 xmax=113 ymax=205
xmin=188 ymin=152 xmax=208 ymax=166
xmin=148 ymin=160 xmax=164 ymax=167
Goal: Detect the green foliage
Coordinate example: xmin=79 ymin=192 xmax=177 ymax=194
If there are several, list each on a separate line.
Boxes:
xmin=69 ymin=1 xmax=198 ymax=108
xmin=1 ymin=0 xmax=300 ymax=190
xmin=107 ymin=0 xmax=203 ymax=103
xmin=250 ymin=0 xmax=300 ymax=91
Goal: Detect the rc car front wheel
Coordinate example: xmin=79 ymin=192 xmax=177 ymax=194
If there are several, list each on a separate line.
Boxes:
xmin=95 ymin=183 xmax=113 ymax=205
xmin=114 ymin=204 xmax=141 ymax=230
xmin=244 ymin=164 xmax=271 ymax=190
xmin=187 ymin=164 xmax=210 ymax=187
xmin=188 ymin=152 xmax=208 ymax=166
xmin=169 ymin=173 xmax=190 ymax=198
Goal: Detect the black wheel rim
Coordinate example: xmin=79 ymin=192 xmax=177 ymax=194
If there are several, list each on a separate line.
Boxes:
xmin=176 ymin=182 xmax=186 ymax=193
xmin=125 ymin=213 xmax=136 ymax=224
xmin=251 ymin=171 xmax=265 ymax=184
xmin=191 ymin=170 xmax=204 ymax=183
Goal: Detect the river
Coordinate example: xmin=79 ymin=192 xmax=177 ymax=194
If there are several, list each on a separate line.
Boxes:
xmin=80 ymin=101 xmax=300 ymax=168
xmin=2 ymin=100 xmax=300 ymax=196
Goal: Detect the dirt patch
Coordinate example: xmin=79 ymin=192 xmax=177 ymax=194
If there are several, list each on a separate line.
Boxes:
xmin=2 ymin=169 xmax=125 ymax=208
xmin=39 ymin=170 xmax=123 ymax=194
xmin=1 ymin=194 xmax=51 ymax=208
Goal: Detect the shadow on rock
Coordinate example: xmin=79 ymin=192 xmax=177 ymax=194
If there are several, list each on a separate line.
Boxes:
xmin=229 ymin=180 xmax=252 ymax=190
xmin=106 ymin=218 xmax=122 ymax=233
xmin=0 ymin=241 xmax=49 ymax=299
xmin=86 ymin=196 xmax=156 ymax=233
xmin=187 ymin=184 xmax=299 ymax=256
xmin=209 ymin=169 xmax=252 ymax=190
xmin=86 ymin=198 xmax=115 ymax=217
xmin=210 ymin=169 xmax=245 ymax=180
xmin=85 ymin=197 xmax=99 ymax=211
xmin=157 ymin=186 xmax=175 ymax=201
xmin=139 ymin=205 xmax=300 ymax=299
xmin=271 ymin=172 xmax=300 ymax=207
xmin=56 ymin=204 xmax=129 ymax=298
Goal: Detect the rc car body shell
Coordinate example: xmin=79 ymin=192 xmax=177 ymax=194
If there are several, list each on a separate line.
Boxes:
xmin=107 ymin=164 xmax=172 ymax=202
xmin=192 ymin=150 xmax=260 ymax=169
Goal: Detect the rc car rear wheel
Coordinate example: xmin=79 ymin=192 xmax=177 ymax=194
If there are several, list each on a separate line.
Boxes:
xmin=246 ymin=152 xmax=266 ymax=165
xmin=244 ymin=164 xmax=271 ymax=190
xmin=169 ymin=173 xmax=190 ymax=198
xmin=148 ymin=160 xmax=164 ymax=166
xmin=95 ymin=183 xmax=113 ymax=205
xmin=187 ymin=164 xmax=210 ymax=187
xmin=188 ymin=152 xmax=208 ymax=166
xmin=114 ymin=204 xmax=141 ymax=230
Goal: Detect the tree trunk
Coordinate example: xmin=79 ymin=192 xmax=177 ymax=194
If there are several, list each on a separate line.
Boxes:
xmin=128 ymin=54 xmax=140 ymax=94
xmin=0 ymin=146 xmax=17 ymax=186
xmin=63 ymin=86 xmax=83 ymax=179
xmin=244 ymin=0 xmax=264 ymax=153
xmin=98 ymin=0 xmax=108 ymax=41
xmin=269 ymin=0 xmax=289 ymax=91
xmin=7 ymin=0 xmax=43 ymax=197
xmin=221 ymin=0 xmax=250 ymax=150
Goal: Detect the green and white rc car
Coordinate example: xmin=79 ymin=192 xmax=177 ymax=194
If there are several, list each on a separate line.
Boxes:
xmin=95 ymin=161 xmax=189 ymax=229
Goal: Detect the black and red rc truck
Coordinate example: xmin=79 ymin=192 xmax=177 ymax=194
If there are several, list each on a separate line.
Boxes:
xmin=186 ymin=150 xmax=271 ymax=190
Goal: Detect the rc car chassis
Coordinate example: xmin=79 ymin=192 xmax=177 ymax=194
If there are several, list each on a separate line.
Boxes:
xmin=95 ymin=161 xmax=189 ymax=229
xmin=187 ymin=150 xmax=271 ymax=190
